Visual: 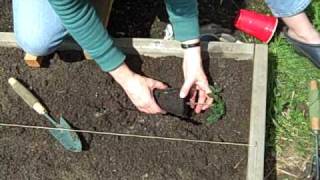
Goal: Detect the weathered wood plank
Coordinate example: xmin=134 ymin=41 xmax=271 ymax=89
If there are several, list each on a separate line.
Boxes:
xmin=90 ymin=0 xmax=114 ymax=26
xmin=246 ymin=44 xmax=268 ymax=180
xmin=0 ymin=32 xmax=254 ymax=60
xmin=24 ymin=54 xmax=43 ymax=68
xmin=0 ymin=32 xmax=17 ymax=47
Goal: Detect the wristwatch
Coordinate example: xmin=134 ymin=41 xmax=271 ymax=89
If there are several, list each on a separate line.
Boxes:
xmin=181 ymin=41 xmax=201 ymax=49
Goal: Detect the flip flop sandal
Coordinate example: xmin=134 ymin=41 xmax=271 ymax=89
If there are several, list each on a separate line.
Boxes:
xmin=284 ymin=27 xmax=320 ymax=68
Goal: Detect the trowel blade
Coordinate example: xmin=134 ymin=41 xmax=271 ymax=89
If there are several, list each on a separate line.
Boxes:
xmin=48 ymin=116 xmax=82 ymax=152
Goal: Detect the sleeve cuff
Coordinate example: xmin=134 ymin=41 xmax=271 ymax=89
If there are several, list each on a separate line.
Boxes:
xmin=171 ymin=17 xmax=200 ymax=41
xmin=97 ymin=48 xmax=126 ymax=72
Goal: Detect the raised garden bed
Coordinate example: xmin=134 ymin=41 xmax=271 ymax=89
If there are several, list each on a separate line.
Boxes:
xmin=0 ymin=33 xmax=267 ymax=180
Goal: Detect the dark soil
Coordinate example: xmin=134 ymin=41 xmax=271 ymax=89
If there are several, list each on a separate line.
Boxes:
xmin=0 ymin=0 xmax=255 ymax=179
xmin=0 ymin=0 xmax=13 ymax=32
xmin=0 ymin=0 xmax=245 ymax=36
xmin=108 ymin=0 xmax=245 ymax=38
xmin=0 ymin=47 xmax=252 ymax=180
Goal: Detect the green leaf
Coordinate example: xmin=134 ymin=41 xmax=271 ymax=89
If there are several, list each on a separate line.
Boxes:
xmin=206 ymin=84 xmax=225 ymax=124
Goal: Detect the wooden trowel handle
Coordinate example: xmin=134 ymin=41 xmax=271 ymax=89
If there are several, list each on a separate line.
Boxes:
xmin=8 ymin=77 xmax=47 ymax=115
xmin=310 ymin=80 xmax=320 ymax=131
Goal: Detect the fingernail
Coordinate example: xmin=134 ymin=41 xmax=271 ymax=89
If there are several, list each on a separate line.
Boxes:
xmin=179 ymin=92 xmax=185 ymax=98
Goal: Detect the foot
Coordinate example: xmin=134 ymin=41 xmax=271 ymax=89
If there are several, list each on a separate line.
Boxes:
xmin=284 ymin=28 xmax=320 ymax=68
xmin=287 ymin=28 xmax=320 ymax=44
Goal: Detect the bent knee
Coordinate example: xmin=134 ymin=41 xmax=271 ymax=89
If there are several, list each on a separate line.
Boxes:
xmin=14 ymin=30 xmax=59 ymax=56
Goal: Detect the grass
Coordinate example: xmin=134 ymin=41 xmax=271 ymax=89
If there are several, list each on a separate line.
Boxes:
xmin=245 ymin=0 xmax=320 ymax=176
xmin=267 ymin=0 xmax=320 ymax=158
xmin=309 ymin=1 xmax=320 ymax=31
xmin=268 ymin=36 xmax=315 ymax=158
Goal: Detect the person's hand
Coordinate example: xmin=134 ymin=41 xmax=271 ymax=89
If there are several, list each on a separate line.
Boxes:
xmin=109 ymin=63 xmax=167 ymax=114
xmin=180 ymin=40 xmax=213 ymax=113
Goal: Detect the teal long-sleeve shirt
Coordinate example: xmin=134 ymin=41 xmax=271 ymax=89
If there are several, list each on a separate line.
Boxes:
xmin=48 ymin=0 xmax=200 ymax=72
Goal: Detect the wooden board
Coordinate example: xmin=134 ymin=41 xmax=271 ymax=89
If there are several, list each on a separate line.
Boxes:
xmin=90 ymin=0 xmax=114 ymax=26
xmin=0 ymin=32 xmax=254 ymax=60
xmin=24 ymin=54 xmax=43 ymax=68
xmin=246 ymin=44 xmax=268 ymax=180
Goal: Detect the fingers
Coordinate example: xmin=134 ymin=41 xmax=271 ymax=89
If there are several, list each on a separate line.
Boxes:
xmin=128 ymin=78 xmax=166 ymax=114
xmin=147 ymin=78 xmax=168 ymax=90
xmin=188 ymin=87 xmax=197 ymax=109
xmin=180 ymin=79 xmax=194 ymax=98
xmin=149 ymin=93 xmax=167 ymax=114
xmin=123 ymin=75 xmax=167 ymax=115
xmin=153 ymin=80 xmax=168 ymax=90
xmin=202 ymin=95 xmax=214 ymax=110
xmin=197 ymin=80 xmax=212 ymax=95
xmin=188 ymin=80 xmax=213 ymax=113
xmin=137 ymin=98 xmax=166 ymax=114
xmin=195 ymin=89 xmax=206 ymax=113
xmin=197 ymin=81 xmax=213 ymax=110
xmin=192 ymin=88 xmax=213 ymax=113
xmin=144 ymin=79 xmax=167 ymax=114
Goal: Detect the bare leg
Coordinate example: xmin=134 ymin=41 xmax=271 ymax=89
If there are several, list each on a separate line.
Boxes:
xmin=282 ymin=12 xmax=320 ymax=44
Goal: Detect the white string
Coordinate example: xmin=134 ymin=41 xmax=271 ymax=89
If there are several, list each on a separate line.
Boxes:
xmin=0 ymin=122 xmax=255 ymax=147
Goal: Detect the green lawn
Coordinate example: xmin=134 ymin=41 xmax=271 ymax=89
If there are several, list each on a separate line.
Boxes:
xmin=246 ymin=0 xmax=320 ymax=177
xmin=268 ymin=0 xmax=320 ymax=155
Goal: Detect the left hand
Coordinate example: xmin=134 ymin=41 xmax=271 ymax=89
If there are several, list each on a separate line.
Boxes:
xmin=180 ymin=41 xmax=213 ymax=113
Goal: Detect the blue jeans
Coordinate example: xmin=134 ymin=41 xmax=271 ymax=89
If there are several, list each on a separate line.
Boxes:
xmin=13 ymin=0 xmax=67 ymax=56
xmin=13 ymin=0 xmax=312 ymax=56
xmin=265 ymin=0 xmax=311 ymax=17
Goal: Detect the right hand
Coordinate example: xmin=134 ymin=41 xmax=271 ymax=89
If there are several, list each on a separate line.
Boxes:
xmin=109 ymin=63 xmax=167 ymax=114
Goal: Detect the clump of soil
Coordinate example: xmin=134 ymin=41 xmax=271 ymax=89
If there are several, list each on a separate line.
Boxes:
xmin=0 ymin=0 xmax=13 ymax=32
xmin=0 ymin=47 xmax=252 ymax=179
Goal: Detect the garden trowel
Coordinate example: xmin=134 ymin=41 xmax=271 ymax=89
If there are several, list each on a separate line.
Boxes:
xmin=309 ymin=80 xmax=320 ymax=180
xmin=8 ymin=77 xmax=82 ymax=152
